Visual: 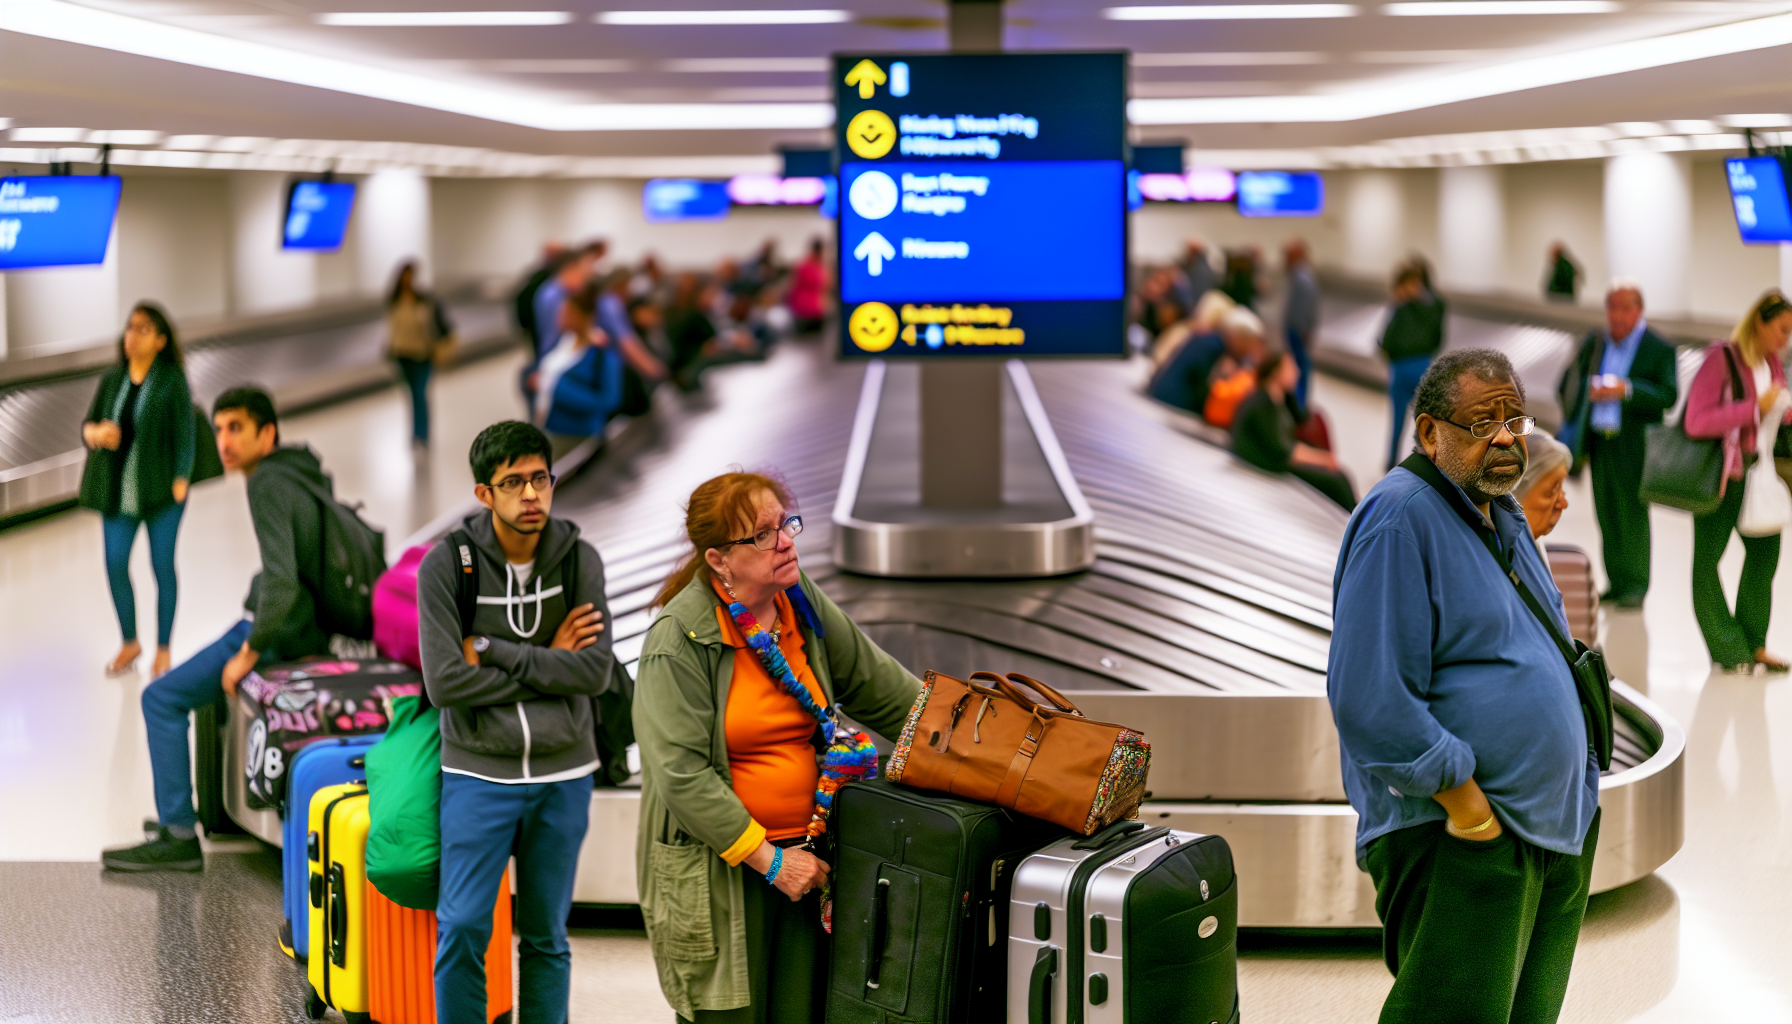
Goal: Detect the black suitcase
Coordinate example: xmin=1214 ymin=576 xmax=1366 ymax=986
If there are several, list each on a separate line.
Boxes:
xmin=194 ymin=699 xmax=244 ymax=837
xmin=828 ymin=779 xmax=1069 ymax=1024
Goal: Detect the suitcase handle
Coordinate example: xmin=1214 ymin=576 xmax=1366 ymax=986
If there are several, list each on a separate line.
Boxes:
xmin=865 ymin=876 xmax=892 ymax=991
xmin=1072 ymin=820 xmax=1147 ymax=851
xmin=1028 ymin=945 xmax=1058 ymax=1024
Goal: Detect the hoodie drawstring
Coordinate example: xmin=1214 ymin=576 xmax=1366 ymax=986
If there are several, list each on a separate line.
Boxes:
xmin=506 ymin=566 xmax=545 ymax=638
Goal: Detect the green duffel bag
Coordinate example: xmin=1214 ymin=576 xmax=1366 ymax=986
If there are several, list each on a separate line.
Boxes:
xmin=365 ymin=693 xmax=442 ymax=910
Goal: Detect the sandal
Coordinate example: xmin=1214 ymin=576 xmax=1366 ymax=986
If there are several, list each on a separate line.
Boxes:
xmin=105 ymin=643 xmax=142 ymax=678
xmin=1757 ymin=656 xmax=1791 ymax=675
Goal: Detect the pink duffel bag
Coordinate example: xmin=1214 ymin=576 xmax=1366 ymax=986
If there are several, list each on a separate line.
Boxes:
xmin=373 ymin=544 xmax=429 ymax=669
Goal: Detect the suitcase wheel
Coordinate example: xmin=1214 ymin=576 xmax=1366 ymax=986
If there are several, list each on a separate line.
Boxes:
xmin=491 ymin=1013 xmax=513 ymax=1024
xmin=304 ymin=987 xmax=326 ymax=1020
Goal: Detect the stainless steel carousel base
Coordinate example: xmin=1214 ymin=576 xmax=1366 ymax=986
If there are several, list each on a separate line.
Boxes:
xmin=831 ymin=360 xmax=1096 ymax=578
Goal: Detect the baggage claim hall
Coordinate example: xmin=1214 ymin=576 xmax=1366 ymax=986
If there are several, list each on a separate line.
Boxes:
xmin=9 ymin=0 xmax=1792 ymax=1021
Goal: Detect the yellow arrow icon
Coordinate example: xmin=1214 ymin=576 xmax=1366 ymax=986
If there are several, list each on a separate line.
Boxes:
xmin=843 ymin=58 xmax=886 ymax=100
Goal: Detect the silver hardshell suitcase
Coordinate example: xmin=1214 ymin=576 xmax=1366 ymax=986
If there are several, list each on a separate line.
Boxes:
xmin=1008 ymin=822 xmax=1238 ymax=1024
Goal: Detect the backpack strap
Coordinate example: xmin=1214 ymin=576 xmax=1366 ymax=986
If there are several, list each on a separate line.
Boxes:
xmin=446 ymin=530 xmax=479 ymax=638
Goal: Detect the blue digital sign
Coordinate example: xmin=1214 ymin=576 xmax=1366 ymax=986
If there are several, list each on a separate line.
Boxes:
xmin=282 ymin=180 xmax=356 ymax=250
xmin=835 ymin=52 xmax=1127 ymax=358
xmin=642 ymin=179 xmax=730 ymax=222
xmin=1236 ymin=170 xmax=1324 ymax=218
xmin=1726 ymin=157 xmax=1792 ymax=245
xmin=0 ymin=175 xmax=121 ymax=269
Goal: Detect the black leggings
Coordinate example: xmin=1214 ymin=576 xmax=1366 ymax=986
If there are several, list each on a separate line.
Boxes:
xmin=680 ymin=878 xmax=828 ymax=1024
xmin=1691 ymin=478 xmax=1780 ymax=665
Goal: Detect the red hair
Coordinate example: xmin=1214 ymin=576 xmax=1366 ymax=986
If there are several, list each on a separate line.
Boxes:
xmin=655 ymin=470 xmax=795 ymax=609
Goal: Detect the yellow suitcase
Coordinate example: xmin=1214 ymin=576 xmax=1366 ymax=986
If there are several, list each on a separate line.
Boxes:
xmin=306 ymin=782 xmax=373 ymax=1023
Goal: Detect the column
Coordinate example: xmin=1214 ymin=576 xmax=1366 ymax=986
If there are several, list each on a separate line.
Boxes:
xmin=1604 ymin=149 xmax=1691 ymax=317
xmin=356 ymin=166 xmax=433 ymax=295
xmin=1437 ymin=165 xmax=1505 ymax=294
xmin=229 ymin=171 xmax=317 ymax=315
xmin=1342 ymin=170 xmax=1406 ymax=280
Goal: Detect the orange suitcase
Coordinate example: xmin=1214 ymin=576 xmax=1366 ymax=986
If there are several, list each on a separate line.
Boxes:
xmin=366 ymin=870 xmax=514 ymax=1024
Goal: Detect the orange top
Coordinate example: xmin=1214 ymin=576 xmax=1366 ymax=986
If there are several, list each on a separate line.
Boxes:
xmin=715 ymin=583 xmax=826 ymax=842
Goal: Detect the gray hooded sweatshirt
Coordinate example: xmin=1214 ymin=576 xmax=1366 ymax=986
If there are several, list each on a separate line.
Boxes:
xmin=417 ymin=511 xmax=615 ymax=782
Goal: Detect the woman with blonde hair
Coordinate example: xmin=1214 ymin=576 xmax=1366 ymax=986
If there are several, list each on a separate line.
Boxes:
xmin=1683 ymin=289 xmax=1792 ymax=672
xmin=634 ymin=471 xmax=920 ymax=1022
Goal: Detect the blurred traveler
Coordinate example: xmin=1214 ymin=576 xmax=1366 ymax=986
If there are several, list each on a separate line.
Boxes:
xmin=1220 ymin=247 xmax=1259 ymax=310
xmin=667 ymin=274 xmax=756 ymax=391
xmin=1136 ymin=267 xmax=1186 ymax=339
xmin=81 ymin=303 xmax=195 ymax=680
xmin=636 ymin=472 xmax=920 ymax=1024
xmin=1683 ymin=290 xmax=1792 ymax=673
xmin=534 ymin=283 xmax=624 ymax=437
xmin=102 ymin=387 xmax=336 ymax=872
xmin=1231 ymin=351 xmax=1355 ymax=511
xmin=417 ymin=421 xmax=615 ymax=1024
xmin=513 ymin=242 xmax=565 ymax=354
xmin=1181 ymin=239 xmax=1218 ymax=307
xmin=386 ymin=261 xmax=456 ymax=449
xmin=599 ymin=269 xmax=668 ymax=418
xmin=1330 ymin=349 xmax=1600 ymax=1024
xmin=533 ymin=243 xmax=602 ymax=362
xmin=1379 ymin=263 xmax=1447 ymax=470
xmin=1148 ymin=306 xmax=1264 ymax=417
xmin=1545 ymin=242 xmax=1581 ymax=304
xmin=1557 ymin=281 xmax=1676 ymax=608
xmin=788 ymin=236 xmax=830 ymax=335
xmin=1282 ymin=239 xmax=1320 ymax=407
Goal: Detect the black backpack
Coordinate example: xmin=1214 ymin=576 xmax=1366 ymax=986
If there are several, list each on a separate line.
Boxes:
xmin=275 ymin=468 xmax=386 ymax=640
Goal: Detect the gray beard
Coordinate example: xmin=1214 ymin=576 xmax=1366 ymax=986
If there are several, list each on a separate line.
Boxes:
xmin=1436 ymin=438 xmax=1526 ymax=500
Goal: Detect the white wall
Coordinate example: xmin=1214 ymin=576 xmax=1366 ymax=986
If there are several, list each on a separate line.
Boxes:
xmin=1340 ymin=170 xmax=1413 ymax=279
xmin=116 ymin=174 xmax=230 ymax=326
xmin=229 ymin=171 xmax=319 ymax=315
xmin=1502 ymin=161 xmax=1606 ymax=305
xmin=356 ymin=167 xmax=432 ymax=295
xmin=1605 ymin=150 xmax=1693 ymax=317
xmin=1437 ymin=165 xmax=1505 ymax=293
xmin=3 ymin=220 xmax=120 ymax=356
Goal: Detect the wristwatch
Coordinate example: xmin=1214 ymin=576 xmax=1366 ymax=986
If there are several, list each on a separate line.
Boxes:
xmin=471 ymin=636 xmax=491 ymax=654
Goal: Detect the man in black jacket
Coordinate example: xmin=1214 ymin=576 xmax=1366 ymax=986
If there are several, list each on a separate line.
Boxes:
xmin=1558 ymin=281 xmax=1678 ymax=608
xmin=102 ymin=386 xmax=336 ymax=872
xmin=1380 ymin=264 xmax=1447 ymax=471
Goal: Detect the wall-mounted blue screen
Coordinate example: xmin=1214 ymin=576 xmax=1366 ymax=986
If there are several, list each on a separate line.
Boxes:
xmin=642 ymin=179 xmax=730 ymax=222
xmin=1727 ymin=157 xmax=1792 ymax=245
xmin=0 ymin=175 xmax=121 ymax=269
xmin=1237 ymin=170 xmax=1324 ymax=218
xmin=283 ymin=180 xmax=356 ymax=250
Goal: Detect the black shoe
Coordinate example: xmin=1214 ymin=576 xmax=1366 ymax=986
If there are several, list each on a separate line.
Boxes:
xmin=102 ymin=825 xmax=203 ymax=872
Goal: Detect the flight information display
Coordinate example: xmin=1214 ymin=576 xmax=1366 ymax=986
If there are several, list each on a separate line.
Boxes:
xmin=0 ymin=175 xmax=121 ymax=269
xmin=283 ymin=180 xmax=356 ymax=250
xmin=835 ymin=52 xmax=1127 ymax=358
xmin=1726 ymin=156 xmax=1792 ymax=244
xmin=1237 ymin=170 xmax=1324 ymax=218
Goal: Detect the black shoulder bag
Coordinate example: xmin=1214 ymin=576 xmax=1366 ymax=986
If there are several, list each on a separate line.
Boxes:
xmin=1398 ymin=454 xmax=1615 ymax=770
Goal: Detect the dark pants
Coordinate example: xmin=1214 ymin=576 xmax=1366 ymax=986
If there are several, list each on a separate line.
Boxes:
xmin=1587 ymin=429 xmax=1652 ymax=601
xmin=436 ymin=772 xmax=593 ymax=1024
xmin=142 ymin=620 xmax=252 ymax=829
xmin=1692 ymin=478 xmax=1780 ymax=665
xmin=1364 ymin=811 xmax=1600 ymax=1024
xmin=680 ymin=872 xmax=828 ymax=1024
xmin=1292 ymin=465 xmax=1356 ymax=511
xmin=1286 ymin=327 xmax=1313 ymax=408
xmin=1386 ymin=355 xmax=1433 ymax=470
xmin=103 ymin=501 xmax=185 ymax=646
xmin=396 ymin=356 xmax=432 ymax=444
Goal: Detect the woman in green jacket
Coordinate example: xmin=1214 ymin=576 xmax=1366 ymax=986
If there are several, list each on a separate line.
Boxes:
xmin=635 ymin=471 xmax=920 ymax=1023
xmin=80 ymin=304 xmax=195 ymax=678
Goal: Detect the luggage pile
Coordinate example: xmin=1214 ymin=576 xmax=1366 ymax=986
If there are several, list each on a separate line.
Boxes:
xmin=239 ymin=658 xmax=422 ymax=813
xmin=830 ymin=671 xmax=1240 ymax=1024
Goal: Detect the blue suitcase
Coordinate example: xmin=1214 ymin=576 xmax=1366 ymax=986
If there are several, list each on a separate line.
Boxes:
xmin=280 ymin=734 xmax=381 ymax=959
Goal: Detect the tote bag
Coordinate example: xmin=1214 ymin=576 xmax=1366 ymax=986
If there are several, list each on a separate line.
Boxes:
xmin=1739 ymin=391 xmax=1792 ymax=536
xmin=1640 ymin=344 xmax=1741 ymax=516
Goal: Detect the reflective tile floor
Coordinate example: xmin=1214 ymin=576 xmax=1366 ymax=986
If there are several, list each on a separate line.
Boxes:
xmin=4 ymin=347 xmax=1792 ymax=1022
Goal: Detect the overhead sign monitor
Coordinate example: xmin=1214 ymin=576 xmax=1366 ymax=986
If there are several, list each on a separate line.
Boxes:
xmin=282 ymin=180 xmax=356 ymax=250
xmin=835 ymin=52 xmax=1127 ymax=359
xmin=1726 ymin=156 xmax=1792 ymax=245
xmin=0 ymin=175 xmax=122 ymax=269
xmin=1236 ymin=170 xmax=1324 ymax=218
xmin=642 ymin=179 xmax=730 ymax=222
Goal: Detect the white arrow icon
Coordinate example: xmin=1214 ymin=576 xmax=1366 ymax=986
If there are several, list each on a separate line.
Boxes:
xmin=854 ymin=232 xmax=895 ymax=276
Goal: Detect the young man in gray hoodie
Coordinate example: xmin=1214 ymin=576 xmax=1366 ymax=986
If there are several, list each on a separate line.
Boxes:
xmin=417 ymin=420 xmax=614 ymax=1024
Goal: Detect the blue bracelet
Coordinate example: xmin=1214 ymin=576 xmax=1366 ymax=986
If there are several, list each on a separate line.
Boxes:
xmin=764 ymin=846 xmax=784 ymax=885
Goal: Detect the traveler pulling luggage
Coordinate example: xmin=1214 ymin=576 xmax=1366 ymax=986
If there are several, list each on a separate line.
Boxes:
xmin=1008 ymin=822 xmax=1238 ymax=1024
xmin=282 ymin=736 xmax=380 ymax=959
xmin=827 ymin=779 xmax=1069 ymax=1024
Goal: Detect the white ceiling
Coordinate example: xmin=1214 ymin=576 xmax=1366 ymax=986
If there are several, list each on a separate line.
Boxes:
xmin=4 ymin=0 xmax=1792 ymax=168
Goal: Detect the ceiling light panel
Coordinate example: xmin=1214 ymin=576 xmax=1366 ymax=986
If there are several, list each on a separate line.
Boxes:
xmin=1383 ymin=1 xmax=1620 ymax=14
xmin=1103 ymin=5 xmax=1359 ymax=19
xmin=660 ymin=58 xmax=830 ymax=72
xmin=1133 ymin=51 xmax=1330 ymax=65
xmin=317 ymin=11 xmax=574 ymax=25
xmin=594 ymin=9 xmax=851 ymax=24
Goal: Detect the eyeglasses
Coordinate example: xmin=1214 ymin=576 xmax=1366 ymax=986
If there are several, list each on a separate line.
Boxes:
xmin=487 ymin=471 xmax=556 ymax=496
xmin=1438 ymin=415 xmax=1536 ymax=440
xmin=720 ymin=515 xmax=803 ymax=551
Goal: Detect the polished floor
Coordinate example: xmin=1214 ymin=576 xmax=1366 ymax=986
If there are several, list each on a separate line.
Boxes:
xmin=3 ymin=342 xmax=1791 ymax=1021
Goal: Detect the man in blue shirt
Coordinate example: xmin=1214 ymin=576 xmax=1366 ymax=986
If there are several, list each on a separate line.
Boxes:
xmin=1557 ymin=281 xmax=1678 ymax=608
xmin=1330 ymin=349 xmax=1601 ymax=1024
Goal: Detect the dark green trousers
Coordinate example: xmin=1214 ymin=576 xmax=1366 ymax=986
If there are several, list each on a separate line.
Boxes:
xmin=1692 ymin=478 xmax=1780 ymax=665
xmin=1588 ymin=429 xmax=1651 ymax=600
xmin=681 ymin=879 xmax=828 ymax=1024
xmin=1364 ymin=810 xmax=1600 ymax=1024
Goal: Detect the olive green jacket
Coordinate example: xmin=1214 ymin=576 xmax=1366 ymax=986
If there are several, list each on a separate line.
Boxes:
xmin=633 ymin=571 xmax=921 ymax=1017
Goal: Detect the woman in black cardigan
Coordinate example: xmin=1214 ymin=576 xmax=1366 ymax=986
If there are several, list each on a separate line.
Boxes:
xmin=81 ymin=304 xmax=196 ymax=678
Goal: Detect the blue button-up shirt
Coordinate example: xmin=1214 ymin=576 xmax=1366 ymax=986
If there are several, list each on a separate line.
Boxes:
xmin=1328 ymin=464 xmax=1600 ymax=860
xmin=1590 ymin=318 xmax=1647 ymax=433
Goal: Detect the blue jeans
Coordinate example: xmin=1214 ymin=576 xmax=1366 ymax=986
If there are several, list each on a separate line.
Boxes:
xmin=1387 ymin=355 xmax=1434 ymax=469
xmin=142 ymin=620 xmax=252 ymax=830
xmin=103 ymin=501 xmax=185 ymax=646
xmin=397 ymin=357 xmax=432 ymax=444
xmin=1286 ymin=327 xmax=1314 ymax=408
xmin=437 ymin=772 xmax=592 ymax=1024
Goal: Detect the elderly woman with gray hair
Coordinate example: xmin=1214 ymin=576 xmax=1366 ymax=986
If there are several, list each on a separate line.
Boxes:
xmin=1516 ymin=429 xmax=1573 ymax=551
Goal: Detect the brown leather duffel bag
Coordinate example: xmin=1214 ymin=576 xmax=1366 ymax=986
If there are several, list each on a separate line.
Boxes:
xmin=886 ymin=670 xmax=1151 ymax=835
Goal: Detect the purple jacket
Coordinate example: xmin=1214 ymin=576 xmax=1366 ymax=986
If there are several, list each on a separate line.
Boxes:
xmin=1683 ymin=341 xmax=1788 ymax=482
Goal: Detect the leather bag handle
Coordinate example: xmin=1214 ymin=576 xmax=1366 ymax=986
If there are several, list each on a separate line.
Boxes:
xmin=1000 ymin=673 xmax=1083 ymax=716
xmin=967 ymin=671 xmax=1016 ymax=699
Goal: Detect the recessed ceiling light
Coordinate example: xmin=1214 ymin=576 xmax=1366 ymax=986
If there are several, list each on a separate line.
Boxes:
xmin=661 ymin=57 xmax=830 ymax=72
xmin=1133 ymin=51 xmax=1330 ymax=65
xmin=1383 ymin=2 xmax=1619 ymax=15
xmin=9 ymin=126 xmax=90 ymax=142
xmin=1104 ymin=5 xmax=1358 ymax=19
xmin=317 ymin=11 xmax=574 ymax=25
xmin=595 ymin=9 xmax=850 ymax=24
xmin=1717 ymin=113 xmax=1792 ymax=127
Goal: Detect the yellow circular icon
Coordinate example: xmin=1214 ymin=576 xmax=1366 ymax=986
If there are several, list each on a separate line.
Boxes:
xmin=848 ymin=302 xmax=899 ymax=352
xmin=846 ymin=109 xmax=896 ymax=160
